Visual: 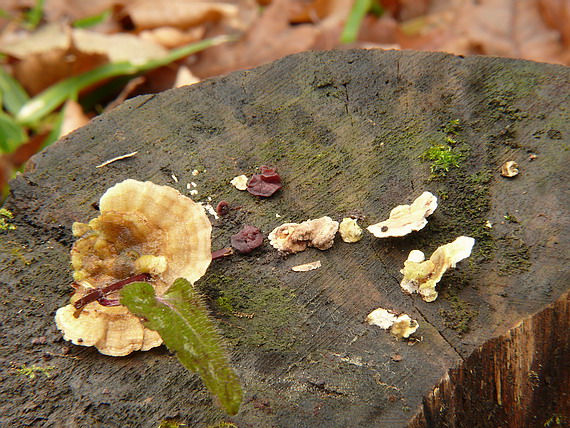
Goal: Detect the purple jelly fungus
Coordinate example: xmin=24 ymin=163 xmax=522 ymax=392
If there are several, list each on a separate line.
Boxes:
xmin=246 ymin=166 xmax=282 ymax=197
xmin=231 ymin=225 xmax=264 ymax=253
xmin=216 ymin=201 xmax=231 ymax=216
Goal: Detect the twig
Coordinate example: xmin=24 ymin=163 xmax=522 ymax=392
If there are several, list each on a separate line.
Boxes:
xmin=96 ymin=151 xmax=138 ymax=168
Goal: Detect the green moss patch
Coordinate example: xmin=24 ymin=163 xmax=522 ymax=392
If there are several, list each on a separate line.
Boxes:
xmin=438 ymin=293 xmax=479 ymax=334
xmin=497 ymin=235 xmax=531 ymax=276
xmin=198 ymin=273 xmax=305 ymax=353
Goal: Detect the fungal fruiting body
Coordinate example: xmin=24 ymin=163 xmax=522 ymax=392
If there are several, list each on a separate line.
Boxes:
xmin=366 ymin=308 xmax=419 ymax=338
xmin=501 ymin=161 xmax=519 ymax=177
xmin=400 ymin=236 xmax=475 ymax=302
xmin=339 ymin=217 xmax=363 ymax=243
xmin=268 ymin=216 xmax=339 ymax=253
xmin=367 ymin=191 xmax=437 ymax=238
xmin=230 ymin=175 xmax=248 ymax=191
xmin=55 ymin=179 xmax=212 ymax=356
xmin=247 ymin=166 xmax=282 ymax=197
xmin=231 ymin=225 xmax=263 ymax=253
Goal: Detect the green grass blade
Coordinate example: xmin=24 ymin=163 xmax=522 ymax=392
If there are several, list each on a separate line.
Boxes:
xmin=24 ymin=0 xmax=45 ymax=29
xmin=16 ymin=35 xmax=236 ymax=125
xmin=121 ymin=278 xmax=243 ymax=416
xmin=0 ymin=67 xmax=30 ymax=116
xmin=72 ymin=9 xmax=112 ymax=28
xmin=340 ymin=0 xmax=372 ymax=44
xmin=0 ymin=112 xmax=27 ymax=153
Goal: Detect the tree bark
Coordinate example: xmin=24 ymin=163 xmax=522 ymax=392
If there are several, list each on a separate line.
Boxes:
xmin=1 ymin=49 xmax=568 ymax=427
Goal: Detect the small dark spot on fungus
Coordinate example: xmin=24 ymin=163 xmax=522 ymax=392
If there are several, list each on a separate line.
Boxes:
xmin=381 ymin=226 xmax=389 ymax=232
xmin=216 ymin=201 xmax=230 ymax=216
xmin=247 ymin=166 xmax=282 ymax=197
xmin=231 ymin=225 xmax=264 ymax=253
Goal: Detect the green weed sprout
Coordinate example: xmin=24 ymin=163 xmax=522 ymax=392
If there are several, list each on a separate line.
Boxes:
xmin=420 ymin=143 xmax=462 ymax=177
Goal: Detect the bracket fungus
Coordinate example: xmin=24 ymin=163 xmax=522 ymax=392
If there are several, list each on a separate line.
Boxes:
xmin=366 ymin=308 xmax=419 ymax=339
xmin=55 ymin=179 xmax=212 ymax=356
xmin=367 ymin=191 xmax=438 ymax=238
xmin=269 ymin=216 xmax=339 ymax=253
xmin=400 ymin=236 xmax=475 ymax=302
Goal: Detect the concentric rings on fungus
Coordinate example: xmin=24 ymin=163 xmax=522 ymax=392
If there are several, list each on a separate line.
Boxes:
xmin=55 ymin=179 xmax=212 ymax=356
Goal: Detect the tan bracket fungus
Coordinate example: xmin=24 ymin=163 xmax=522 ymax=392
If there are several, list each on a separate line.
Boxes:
xmin=55 ymin=179 xmax=212 ymax=356
xmin=400 ymin=236 xmax=475 ymax=302
xmin=269 ymin=216 xmax=339 ymax=253
xmin=367 ymin=191 xmax=437 ymax=238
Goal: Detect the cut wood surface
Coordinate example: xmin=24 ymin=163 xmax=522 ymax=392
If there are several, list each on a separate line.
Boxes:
xmin=1 ymin=49 xmax=568 ymax=427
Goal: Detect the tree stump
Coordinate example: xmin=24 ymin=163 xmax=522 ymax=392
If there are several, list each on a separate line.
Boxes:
xmin=1 ymin=49 xmax=568 ymax=427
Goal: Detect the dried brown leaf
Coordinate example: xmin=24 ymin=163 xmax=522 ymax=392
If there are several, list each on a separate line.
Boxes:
xmin=44 ymin=0 xmax=117 ymax=22
xmin=173 ymin=66 xmax=201 ymax=88
xmin=125 ymin=0 xmax=240 ymax=30
xmin=539 ymin=0 xmax=570 ymax=46
xmin=59 ymin=99 xmax=90 ymax=138
xmin=193 ymin=0 xmax=317 ymax=77
xmin=1 ymin=24 xmax=170 ymax=94
xmin=400 ymin=0 xmax=569 ymax=65
xmin=139 ymin=26 xmax=205 ymax=49
xmin=72 ymin=28 xmax=168 ymax=64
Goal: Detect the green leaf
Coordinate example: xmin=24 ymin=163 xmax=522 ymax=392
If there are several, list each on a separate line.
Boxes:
xmin=0 ymin=112 xmax=27 ymax=153
xmin=0 ymin=67 xmax=30 ymax=116
xmin=120 ymin=278 xmax=242 ymax=416
xmin=340 ymin=0 xmax=372 ymax=44
xmin=16 ymin=34 xmax=237 ymax=125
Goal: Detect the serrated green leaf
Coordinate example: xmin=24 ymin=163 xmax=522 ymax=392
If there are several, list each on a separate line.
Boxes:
xmin=120 ymin=278 xmax=242 ymax=416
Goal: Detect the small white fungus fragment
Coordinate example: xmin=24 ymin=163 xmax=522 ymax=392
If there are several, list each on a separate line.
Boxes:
xmin=186 ymin=183 xmax=191 ymax=190
xmin=291 ymin=260 xmax=321 ymax=272
xmin=230 ymin=175 xmax=248 ymax=191
xmin=200 ymin=202 xmax=219 ymax=220
xmin=191 ymin=182 xmax=197 ymax=187
xmin=189 ymin=189 xmax=198 ymax=196
xmin=192 ymin=169 xmax=199 ymax=176
xmin=366 ymin=308 xmax=419 ymax=338
xmin=171 ymin=174 xmax=178 ymax=183
xmin=367 ymin=191 xmax=438 ymax=238
xmin=339 ymin=217 xmax=363 ymax=243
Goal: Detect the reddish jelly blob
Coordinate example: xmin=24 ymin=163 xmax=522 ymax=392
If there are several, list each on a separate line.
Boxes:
xmin=216 ymin=200 xmax=230 ymax=216
xmin=231 ymin=225 xmax=264 ymax=253
xmin=247 ymin=166 xmax=282 ymax=197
